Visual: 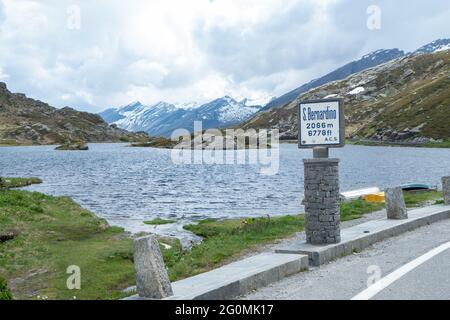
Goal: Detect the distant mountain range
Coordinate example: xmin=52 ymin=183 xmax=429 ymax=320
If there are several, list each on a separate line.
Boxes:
xmin=100 ymin=96 xmax=262 ymax=137
xmin=100 ymin=39 xmax=449 ymax=138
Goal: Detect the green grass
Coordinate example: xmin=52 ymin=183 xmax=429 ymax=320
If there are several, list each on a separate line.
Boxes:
xmin=403 ymin=190 xmax=443 ymax=208
xmin=340 ymin=199 xmax=385 ymax=220
xmin=347 ymin=139 xmax=450 ymax=149
xmin=423 ymin=140 xmax=450 ymax=148
xmin=130 ymin=137 xmax=177 ymax=149
xmin=0 ymin=177 xmax=42 ymax=189
xmin=0 ymin=139 xmax=22 ymax=146
xmin=144 ymin=218 xmax=176 ymax=225
xmin=165 ymin=215 xmax=305 ymax=281
xmin=0 ymin=188 xmax=135 ymax=300
xmin=0 ymin=276 xmax=13 ymax=300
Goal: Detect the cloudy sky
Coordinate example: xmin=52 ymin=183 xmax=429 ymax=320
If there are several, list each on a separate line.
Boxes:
xmin=0 ymin=0 xmax=449 ymax=112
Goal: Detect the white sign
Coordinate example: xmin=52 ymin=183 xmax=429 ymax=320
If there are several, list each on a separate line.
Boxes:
xmin=298 ymin=99 xmax=344 ymax=148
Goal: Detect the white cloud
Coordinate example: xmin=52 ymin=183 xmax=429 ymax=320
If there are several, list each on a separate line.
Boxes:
xmin=0 ymin=0 xmax=448 ymax=112
xmin=0 ymin=1 xmax=4 ymax=24
xmin=0 ymin=67 xmax=8 ymax=81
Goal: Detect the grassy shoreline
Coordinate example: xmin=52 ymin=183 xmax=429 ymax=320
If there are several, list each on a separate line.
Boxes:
xmin=279 ymin=139 xmax=450 ymax=148
xmin=346 ymin=139 xmax=450 ymax=148
xmin=144 ymin=218 xmax=176 ymax=225
xmin=3 ymin=139 xmax=449 ymax=149
xmin=0 ymin=177 xmax=42 ymax=189
xmin=0 ymin=188 xmax=136 ymax=300
xmin=0 ymin=178 xmax=444 ymax=299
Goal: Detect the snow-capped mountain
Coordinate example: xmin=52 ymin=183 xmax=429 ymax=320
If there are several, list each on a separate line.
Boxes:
xmin=114 ymin=102 xmax=184 ymax=134
xmin=99 ymin=101 xmax=145 ymax=124
xmin=99 ymin=96 xmax=262 ymax=137
xmin=192 ymin=96 xmax=261 ymax=124
xmin=414 ymin=38 xmax=450 ymax=54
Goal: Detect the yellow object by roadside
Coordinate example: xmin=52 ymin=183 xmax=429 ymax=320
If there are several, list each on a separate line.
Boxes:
xmin=362 ymin=192 xmax=385 ymax=203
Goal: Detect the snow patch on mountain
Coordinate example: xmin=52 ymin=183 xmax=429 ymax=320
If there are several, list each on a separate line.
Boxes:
xmin=348 ymin=86 xmax=365 ymax=95
xmin=217 ymin=99 xmax=261 ymax=123
xmin=435 ymin=43 xmax=450 ymax=52
xmin=414 ymin=39 xmax=450 ymax=54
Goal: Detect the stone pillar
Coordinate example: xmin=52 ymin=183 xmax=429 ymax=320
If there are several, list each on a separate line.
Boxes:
xmin=303 ymin=158 xmax=341 ymax=245
xmin=385 ymin=187 xmax=408 ymax=220
xmin=133 ymin=235 xmax=173 ymax=299
xmin=442 ymin=176 xmax=450 ymax=205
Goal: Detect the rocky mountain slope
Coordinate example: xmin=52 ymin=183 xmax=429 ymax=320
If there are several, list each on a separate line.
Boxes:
xmin=240 ymin=49 xmax=450 ymax=144
xmin=262 ymin=39 xmax=450 ymax=112
xmin=0 ymin=83 xmax=149 ymax=145
xmin=100 ymin=96 xmax=262 ymax=137
xmin=262 ymin=49 xmax=405 ymax=111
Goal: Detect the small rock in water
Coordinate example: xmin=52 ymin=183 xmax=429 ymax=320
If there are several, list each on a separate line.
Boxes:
xmin=55 ymin=142 xmax=89 ymax=151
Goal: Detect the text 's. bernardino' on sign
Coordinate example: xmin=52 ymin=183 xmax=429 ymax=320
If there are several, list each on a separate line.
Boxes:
xmin=298 ymin=98 xmax=345 ymax=148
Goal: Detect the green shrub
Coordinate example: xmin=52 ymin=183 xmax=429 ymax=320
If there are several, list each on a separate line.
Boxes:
xmin=0 ymin=277 xmax=13 ymax=300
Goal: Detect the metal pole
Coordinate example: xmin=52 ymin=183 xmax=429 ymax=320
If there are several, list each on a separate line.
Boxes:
xmin=313 ymin=147 xmax=329 ymax=159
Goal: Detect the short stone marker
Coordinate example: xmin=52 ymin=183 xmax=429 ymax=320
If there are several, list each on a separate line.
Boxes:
xmin=442 ymin=176 xmax=450 ymax=205
xmin=385 ymin=187 xmax=408 ymax=220
xmin=133 ymin=235 xmax=173 ymax=299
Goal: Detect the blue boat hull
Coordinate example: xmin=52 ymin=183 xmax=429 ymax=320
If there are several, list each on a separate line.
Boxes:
xmin=401 ymin=183 xmax=434 ymax=191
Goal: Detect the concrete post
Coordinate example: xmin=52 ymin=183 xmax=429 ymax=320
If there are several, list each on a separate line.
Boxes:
xmin=303 ymin=158 xmax=341 ymax=245
xmin=442 ymin=176 xmax=450 ymax=205
xmin=133 ymin=235 xmax=173 ymax=299
xmin=313 ymin=147 xmax=329 ymax=158
xmin=385 ymin=187 xmax=408 ymax=220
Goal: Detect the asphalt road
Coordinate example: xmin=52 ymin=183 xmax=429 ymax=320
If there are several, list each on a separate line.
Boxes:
xmin=242 ymin=219 xmax=450 ymax=300
xmin=371 ymin=249 xmax=450 ymax=300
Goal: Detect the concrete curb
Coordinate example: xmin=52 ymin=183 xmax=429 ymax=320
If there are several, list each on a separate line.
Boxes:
xmin=124 ymin=252 xmax=308 ymax=300
xmin=276 ymin=205 xmax=450 ymax=266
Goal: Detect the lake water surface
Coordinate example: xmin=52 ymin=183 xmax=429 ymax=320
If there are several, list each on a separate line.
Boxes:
xmin=1 ymin=143 xmax=449 ymax=243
